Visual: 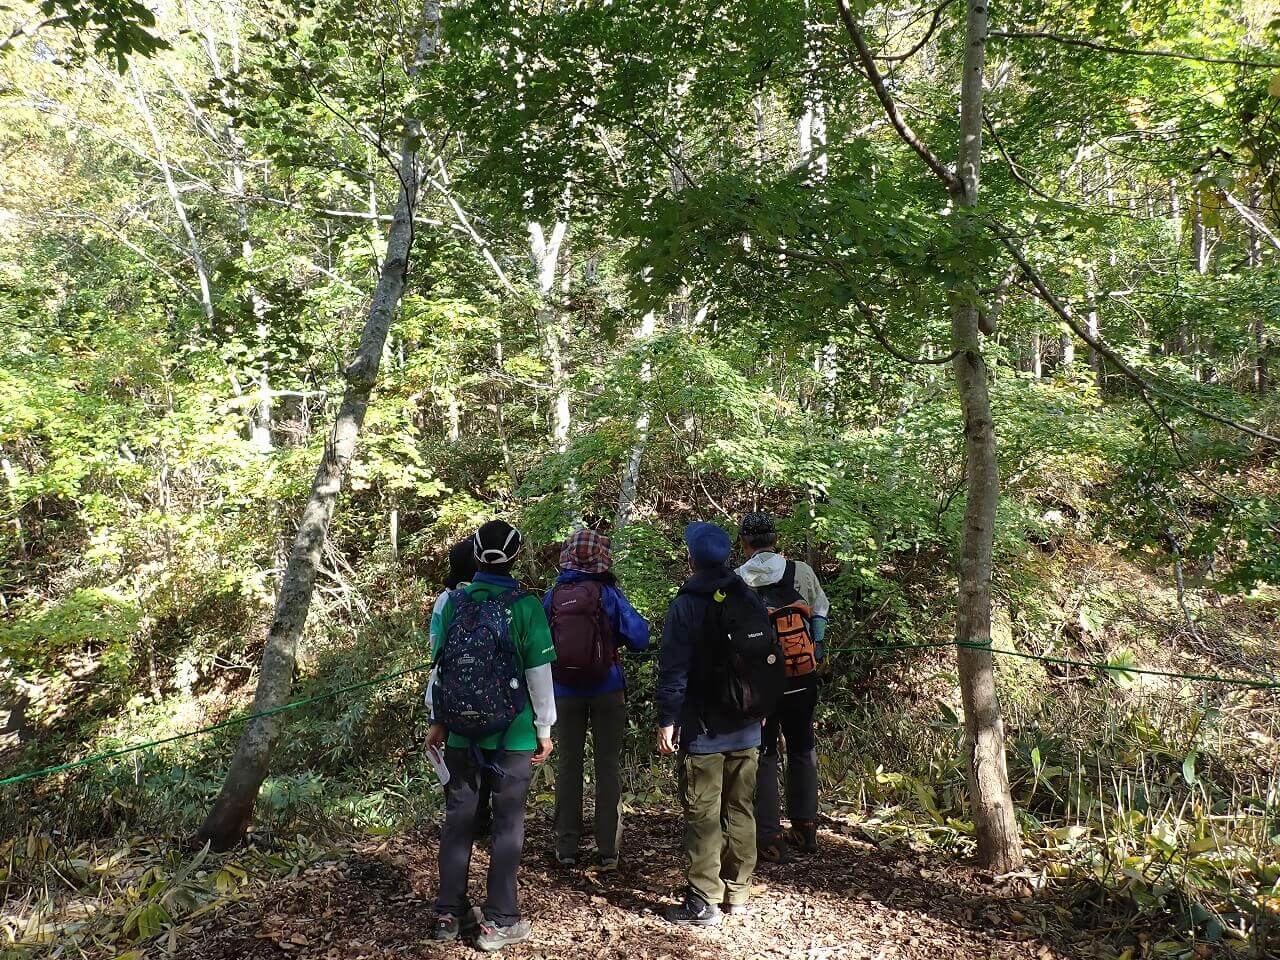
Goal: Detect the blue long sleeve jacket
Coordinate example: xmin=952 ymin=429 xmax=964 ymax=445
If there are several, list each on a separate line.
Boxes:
xmin=656 ymin=566 xmax=763 ymax=754
xmin=543 ymin=570 xmax=650 ymax=699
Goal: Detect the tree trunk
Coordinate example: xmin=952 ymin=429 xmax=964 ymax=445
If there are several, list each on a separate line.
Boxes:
xmin=194 ymin=0 xmax=440 ymax=851
xmin=1248 ymin=185 xmax=1270 ymax=395
xmin=1030 ymin=331 xmax=1042 ymax=379
xmin=126 ymin=62 xmax=215 ymax=323
xmin=615 ymin=308 xmax=657 ymax=530
xmin=529 ymin=220 xmax=571 ymax=451
xmin=617 ymin=149 xmax=695 ymax=529
xmin=1085 ymin=269 xmax=1103 ymax=391
xmin=797 ymin=0 xmax=827 ymax=182
xmin=947 ymin=0 xmax=1024 ymax=874
xmin=202 ymin=2 xmax=274 ymax=450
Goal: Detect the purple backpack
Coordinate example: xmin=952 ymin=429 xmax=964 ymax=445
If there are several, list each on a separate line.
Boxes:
xmin=549 ymin=580 xmax=615 ymax=689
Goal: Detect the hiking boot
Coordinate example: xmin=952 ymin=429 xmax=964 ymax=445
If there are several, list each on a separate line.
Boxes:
xmin=475 ymin=918 xmax=533 ymax=952
xmin=787 ymin=820 xmax=818 ymax=855
xmin=554 ymin=851 xmax=577 ymax=868
xmin=757 ymin=834 xmax=791 ymax=864
xmin=595 ymin=854 xmax=619 ymax=873
xmin=721 ymin=901 xmax=751 ymax=916
xmin=664 ymin=895 xmax=722 ymax=926
xmin=432 ymin=907 xmax=481 ymax=942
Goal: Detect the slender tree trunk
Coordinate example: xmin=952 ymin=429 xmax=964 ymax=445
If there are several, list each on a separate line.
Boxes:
xmin=1085 ymin=268 xmax=1103 ymax=391
xmin=529 ymin=220 xmax=570 ymax=447
xmin=195 ymin=0 xmax=440 ymax=851
xmin=614 ymin=308 xmax=657 ymax=530
xmin=1030 ymin=331 xmax=1042 ymax=379
xmin=493 ymin=337 xmax=518 ymax=487
xmin=1248 ymin=185 xmax=1270 ymax=395
xmin=126 ymin=63 xmax=215 ymax=323
xmin=1192 ymin=193 xmax=1216 ymax=381
xmin=447 ymin=392 xmax=461 ymax=443
xmin=797 ymin=0 xmax=827 ymax=182
xmin=206 ymin=0 xmax=274 ymax=450
xmin=947 ymin=0 xmax=1024 ymax=874
xmin=615 ymin=148 xmax=699 ymax=529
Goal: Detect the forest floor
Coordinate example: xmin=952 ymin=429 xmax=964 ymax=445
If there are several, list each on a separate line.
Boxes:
xmin=186 ymin=810 xmax=1079 ymax=960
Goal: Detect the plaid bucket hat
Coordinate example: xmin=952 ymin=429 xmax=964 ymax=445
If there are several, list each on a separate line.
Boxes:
xmin=559 ymin=529 xmax=613 ymax=574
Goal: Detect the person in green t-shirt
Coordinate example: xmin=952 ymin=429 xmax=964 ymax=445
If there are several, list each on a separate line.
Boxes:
xmin=425 ymin=521 xmax=556 ymax=953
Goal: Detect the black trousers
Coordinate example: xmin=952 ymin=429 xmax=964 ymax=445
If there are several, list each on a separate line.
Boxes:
xmin=756 ymin=676 xmax=819 ymax=838
xmin=436 ymin=747 xmax=534 ymax=925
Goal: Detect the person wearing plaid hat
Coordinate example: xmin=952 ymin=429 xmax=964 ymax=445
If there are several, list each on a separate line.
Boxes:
xmin=543 ymin=529 xmax=650 ymax=871
xmin=735 ymin=511 xmax=830 ymax=863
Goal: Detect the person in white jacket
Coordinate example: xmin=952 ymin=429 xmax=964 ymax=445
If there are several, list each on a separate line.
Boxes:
xmin=735 ymin=512 xmax=830 ymax=862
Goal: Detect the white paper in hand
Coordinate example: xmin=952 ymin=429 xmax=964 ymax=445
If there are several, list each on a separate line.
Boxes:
xmin=427 ymin=744 xmax=450 ymax=786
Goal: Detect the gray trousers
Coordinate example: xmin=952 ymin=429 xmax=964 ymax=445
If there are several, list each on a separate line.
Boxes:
xmin=436 ymin=747 xmax=534 ymax=925
xmin=756 ymin=678 xmax=819 ymax=839
xmin=552 ymin=689 xmax=626 ymax=861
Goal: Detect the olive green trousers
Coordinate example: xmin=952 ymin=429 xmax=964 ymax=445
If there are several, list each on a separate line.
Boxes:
xmin=677 ymin=748 xmax=759 ymax=906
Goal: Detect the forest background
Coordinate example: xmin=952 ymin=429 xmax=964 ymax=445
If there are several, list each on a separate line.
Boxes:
xmin=0 ymin=0 xmax=1278 ymax=957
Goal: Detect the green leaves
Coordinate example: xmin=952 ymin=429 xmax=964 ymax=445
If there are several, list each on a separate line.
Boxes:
xmin=31 ymin=0 xmax=170 ymax=70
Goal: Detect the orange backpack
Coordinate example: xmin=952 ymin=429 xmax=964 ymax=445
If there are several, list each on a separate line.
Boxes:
xmin=757 ymin=561 xmax=816 ymax=679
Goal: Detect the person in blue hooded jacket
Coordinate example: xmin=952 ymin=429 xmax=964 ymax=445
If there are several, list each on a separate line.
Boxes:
xmin=656 ymin=521 xmax=766 ymax=927
xmin=543 ymin=529 xmax=649 ymax=871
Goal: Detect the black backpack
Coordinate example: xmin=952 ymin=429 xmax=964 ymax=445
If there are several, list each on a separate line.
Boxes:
xmin=690 ymin=575 xmax=785 ymax=730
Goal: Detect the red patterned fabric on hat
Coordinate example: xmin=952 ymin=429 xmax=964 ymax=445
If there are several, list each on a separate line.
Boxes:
xmin=559 ymin=530 xmax=613 ymax=574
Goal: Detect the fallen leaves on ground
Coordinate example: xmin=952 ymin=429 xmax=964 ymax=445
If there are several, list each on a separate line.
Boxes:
xmin=186 ymin=811 xmax=1079 ymax=960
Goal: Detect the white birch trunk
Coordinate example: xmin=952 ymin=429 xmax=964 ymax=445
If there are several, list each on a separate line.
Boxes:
xmin=1085 ymin=268 xmax=1103 ymax=390
xmin=797 ymin=1 xmax=827 ymax=181
xmin=529 ymin=220 xmax=571 ymax=452
xmin=614 ymin=308 xmax=657 ymax=530
xmin=126 ymin=62 xmax=215 ymax=322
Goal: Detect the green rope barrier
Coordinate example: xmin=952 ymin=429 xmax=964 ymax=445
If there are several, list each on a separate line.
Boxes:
xmin=0 ymin=660 xmax=433 ymax=789
xmin=825 ymin=641 xmax=956 ymax=654
xmin=953 ymin=640 xmax=1280 ymax=689
xmin=3 ymin=637 xmax=1276 ymax=790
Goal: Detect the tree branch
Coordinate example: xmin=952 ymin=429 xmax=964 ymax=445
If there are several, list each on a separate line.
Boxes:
xmin=853 ymin=299 xmax=963 ymax=364
xmin=991 ymin=223 xmax=1280 ymax=445
xmin=836 ymin=0 xmax=962 ymax=196
xmin=875 ymin=0 xmax=958 ymax=63
xmin=989 ymin=30 xmax=1280 ymax=70
xmin=756 ymin=240 xmax=959 ymax=364
xmin=1224 ymin=190 xmax=1280 ymax=252
xmin=0 ymin=14 xmax=70 ymax=52
xmin=426 ymin=155 xmax=519 ymax=295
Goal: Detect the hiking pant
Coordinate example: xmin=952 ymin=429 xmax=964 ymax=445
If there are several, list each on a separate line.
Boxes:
xmin=553 ymin=689 xmax=626 ymax=861
xmin=436 ymin=748 xmax=534 ymax=926
xmin=679 ymin=748 xmax=758 ymax=906
xmin=757 ymin=677 xmax=819 ymax=840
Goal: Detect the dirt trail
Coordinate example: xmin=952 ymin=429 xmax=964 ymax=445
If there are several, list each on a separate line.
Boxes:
xmin=188 ymin=810 xmax=1078 ymax=960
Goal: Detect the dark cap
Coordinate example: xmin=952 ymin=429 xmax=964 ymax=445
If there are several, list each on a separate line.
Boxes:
xmin=473 ymin=519 xmax=523 ymax=565
xmin=739 ymin=511 xmax=776 ymax=537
